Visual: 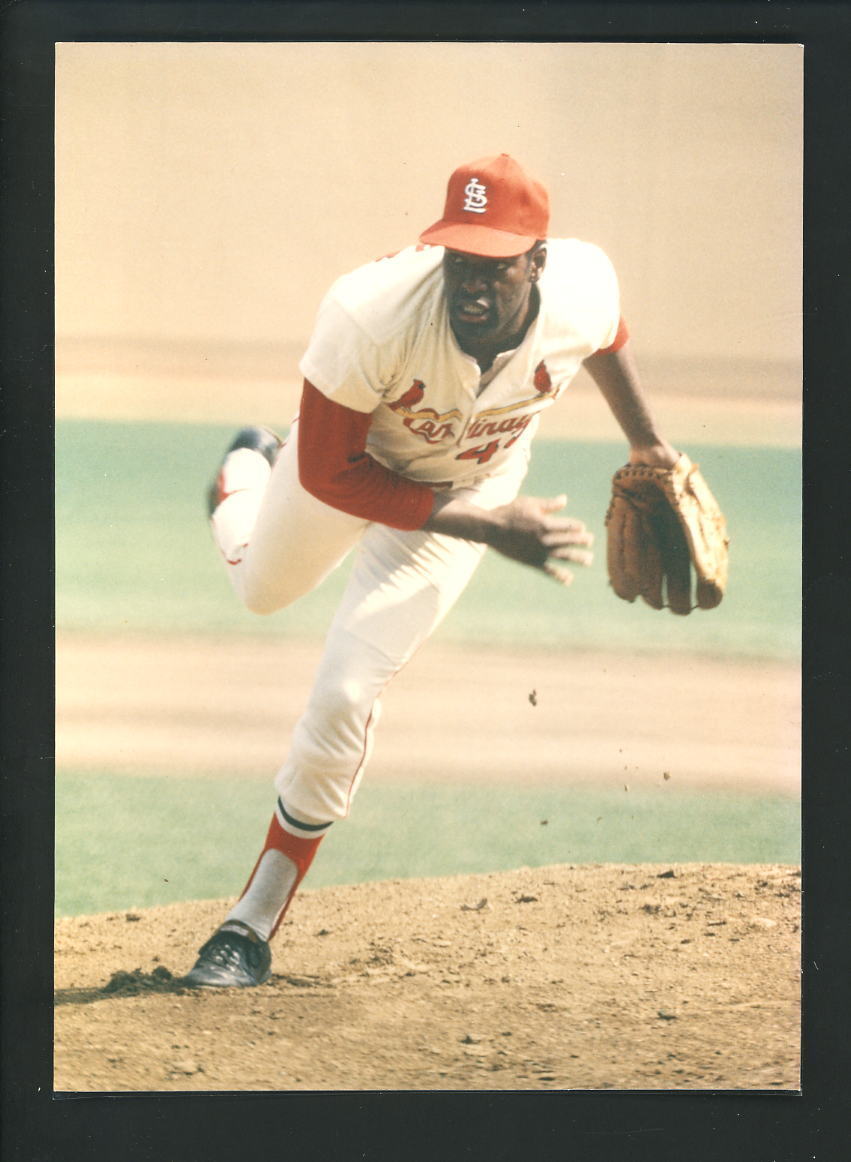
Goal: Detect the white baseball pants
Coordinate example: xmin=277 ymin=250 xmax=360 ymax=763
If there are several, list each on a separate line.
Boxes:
xmin=210 ymin=421 xmax=525 ymax=824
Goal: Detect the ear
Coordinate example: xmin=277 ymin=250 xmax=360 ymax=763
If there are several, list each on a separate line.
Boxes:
xmin=529 ymin=244 xmax=547 ymax=282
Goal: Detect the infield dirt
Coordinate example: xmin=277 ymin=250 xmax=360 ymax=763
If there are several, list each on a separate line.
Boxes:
xmin=55 ymin=862 xmax=800 ymax=1092
xmin=55 ymin=636 xmax=800 ymax=1092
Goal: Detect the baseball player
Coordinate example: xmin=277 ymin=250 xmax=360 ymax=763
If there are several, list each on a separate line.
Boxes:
xmin=185 ymin=153 xmax=680 ymax=988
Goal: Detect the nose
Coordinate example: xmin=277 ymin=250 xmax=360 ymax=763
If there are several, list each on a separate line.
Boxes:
xmin=460 ymin=266 xmax=488 ymax=294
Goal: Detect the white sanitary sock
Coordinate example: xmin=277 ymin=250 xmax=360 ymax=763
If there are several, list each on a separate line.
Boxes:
xmin=224 ymin=849 xmax=299 ymax=943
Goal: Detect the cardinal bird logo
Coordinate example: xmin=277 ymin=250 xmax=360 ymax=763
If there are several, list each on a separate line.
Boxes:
xmin=387 ymin=379 xmax=461 ymax=444
xmin=389 ymin=379 xmax=426 ymax=411
xmin=533 ymin=360 xmax=552 ymax=393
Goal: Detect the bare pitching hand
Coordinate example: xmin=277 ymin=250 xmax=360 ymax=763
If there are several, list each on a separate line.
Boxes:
xmin=488 ymin=494 xmax=594 ymax=586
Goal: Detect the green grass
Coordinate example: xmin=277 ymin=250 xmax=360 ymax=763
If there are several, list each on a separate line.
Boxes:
xmin=55 ymin=771 xmax=800 ymax=917
xmin=56 ymin=419 xmax=801 ymax=659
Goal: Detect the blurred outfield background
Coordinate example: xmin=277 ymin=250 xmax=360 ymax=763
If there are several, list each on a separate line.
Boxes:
xmin=55 ymin=425 xmax=801 ymax=916
xmin=54 ymin=43 xmax=802 ymax=916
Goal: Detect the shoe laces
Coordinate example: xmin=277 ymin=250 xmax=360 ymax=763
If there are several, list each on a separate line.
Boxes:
xmin=207 ymin=936 xmax=245 ymax=968
xmin=205 ymin=929 xmax=255 ymax=966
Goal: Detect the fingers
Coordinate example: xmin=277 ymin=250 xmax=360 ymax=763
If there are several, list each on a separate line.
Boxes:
xmin=495 ymin=495 xmax=595 ymax=580
xmin=541 ymin=543 xmax=594 ymax=588
xmin=524 ymin=495 xmax=591 ymax=540
xmin=548 ymin=546 xmax=594 ymax=567
xmin=542 ymin=561 xmax=574 ymax=586
xmin=541 ymin=526 xmax=594 ymax=548
xmin=539 ymin=499 xmax=594 ymax=575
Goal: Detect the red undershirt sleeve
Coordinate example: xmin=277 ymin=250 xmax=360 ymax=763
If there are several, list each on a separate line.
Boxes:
xmin=297 ymin=380 xmax=435 ymax=531
xmin=596 ymin=316 xmax=630 ymax=355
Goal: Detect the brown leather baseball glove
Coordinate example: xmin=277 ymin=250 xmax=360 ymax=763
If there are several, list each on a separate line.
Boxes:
xmin=605 ymin=453 xmax=729 ymax=615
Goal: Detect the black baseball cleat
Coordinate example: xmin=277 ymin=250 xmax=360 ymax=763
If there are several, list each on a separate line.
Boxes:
xmin=206 ymin=425 xmax=283 ymax=517
xmin=183 ymin=922 xmax=272 ymax=988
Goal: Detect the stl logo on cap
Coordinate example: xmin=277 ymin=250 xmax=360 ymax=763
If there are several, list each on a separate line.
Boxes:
xmin=462 ymin=178 xmax=488 ymax=214
xmin=419 ymin=153 xmax=550 ymax=258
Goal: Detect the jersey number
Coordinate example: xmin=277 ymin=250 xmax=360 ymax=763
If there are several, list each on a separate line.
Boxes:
xmin=455 ymin=440 xmax=500 ymax=466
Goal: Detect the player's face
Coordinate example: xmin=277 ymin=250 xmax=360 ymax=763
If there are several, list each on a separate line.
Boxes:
xmin=442 ymin=245 xmax=546 ymax=350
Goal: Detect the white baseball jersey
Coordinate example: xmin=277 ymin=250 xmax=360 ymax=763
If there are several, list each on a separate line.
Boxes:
xmin=299 ymin=239 xmax=621 ymax=489
xmin=213 ymin=238 xmax=623 ymax=830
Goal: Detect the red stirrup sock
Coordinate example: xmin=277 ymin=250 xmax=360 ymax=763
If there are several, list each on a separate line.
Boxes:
xmin=223 ymin=805 xmax=329 ymax=941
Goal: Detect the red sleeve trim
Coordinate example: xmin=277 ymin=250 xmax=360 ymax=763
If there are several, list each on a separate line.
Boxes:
xmin=596 ymin=316 xmax=630 ymax=355
xmin=297 ymin=380 xmax=435 ymax=531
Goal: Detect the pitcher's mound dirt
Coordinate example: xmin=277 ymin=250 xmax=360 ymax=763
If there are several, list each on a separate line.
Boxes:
xmin=55 ymin=862 xmax=800 ymax=1092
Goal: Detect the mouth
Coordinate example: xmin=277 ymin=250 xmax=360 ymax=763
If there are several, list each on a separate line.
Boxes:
xmin=453 ymin=299 xmax=492 ymax=326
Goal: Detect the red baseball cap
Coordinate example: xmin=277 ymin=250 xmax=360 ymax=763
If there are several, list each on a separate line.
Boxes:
xmin=419 ymin=153 xmax=550 ymax=258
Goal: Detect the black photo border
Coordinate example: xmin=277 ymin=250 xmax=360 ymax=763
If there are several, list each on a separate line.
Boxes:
xmin=1 ymin=3 xmax=848 ymax=1160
